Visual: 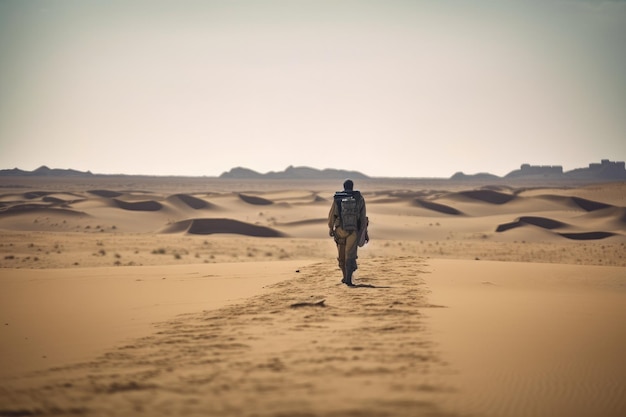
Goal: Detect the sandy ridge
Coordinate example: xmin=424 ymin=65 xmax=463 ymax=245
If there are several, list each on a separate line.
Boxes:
xmin=1 ymin=185 xmax=624 ymax=242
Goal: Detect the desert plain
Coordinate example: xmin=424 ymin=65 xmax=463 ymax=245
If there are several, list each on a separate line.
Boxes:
xmin=0 ymin=176 xmax=625 ymax=417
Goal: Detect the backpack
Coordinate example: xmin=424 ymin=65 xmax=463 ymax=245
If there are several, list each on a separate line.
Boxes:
xmin=335 ymin=192 xmax=359 ymax=232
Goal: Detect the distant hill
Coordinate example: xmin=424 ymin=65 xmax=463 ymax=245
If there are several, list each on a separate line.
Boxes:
xmin=0 ymin=165 xmax=93 ymax=177
xmin=219 ymin=165 xmax=369 ymax=180
xmin=218 ymin=167 xmax=264 ymax=179
xmin=452 ymin=160 xmax=626 ymax=181
xmin=450 ymin=171 xmax=500 ymax=181
xmin=2 ymin=160 xmax=624 ymax=181
xmin=564 ymin=160 xmax=626 ymax=180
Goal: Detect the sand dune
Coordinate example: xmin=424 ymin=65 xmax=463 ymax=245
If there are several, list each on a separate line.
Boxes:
xmin=112 ymin=198 xmax=163 ymax=211
xmin=578 ymin=206 xmax=626 ymax=222
xmin=278 ymin=218 xmax=328 ymax=226
xmin=413 ymin=198 xmax=464 ymax=215
xmin=2 ymin=183 xmax=624 ymax=242
xmin=0 ymin=205 xmax=87 ymax=222
xmin=41 ymin=196 xmax=75 ymax=205
xmin=558 ymin=231 xmax=616 ymax=240
xmin=571 ymin=196 xmax=613 ymax=211
xmin=87 ymin=189 xmax=123 ymax=198
xmin=496 ymin=216 xmax=568 ymax=232
xmin=496 ymin=220 xmax=616 ymax=240
xmin=0 ymin=178 xmax=625 ymax=417
xmin=0 ymin=203 xmax=74 ymax=215
xmin=455 ymin=189 xmax=517 ymax=204
xmin=239 ymin=193 xmax=274 ymax=205
xmin=613 ymin=207 xmax=626 ymax=224
xmin=162 ymin=218 xmax=286 ymax=237
xmin=166 ymin=194 xmax=217 ymax=210
xmin=10 ymin=192 xmax=84 ymax=205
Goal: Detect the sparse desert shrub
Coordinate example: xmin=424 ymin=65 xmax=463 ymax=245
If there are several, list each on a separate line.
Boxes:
xmin=98 ymin=249 xmax=106 ymax=256
xmin=152 ymin=248 xmax=166 ymax=255
xmin=114 ymin=253 xmax=121 ymax=259
xmin=174 ymin=253 xmax=182 ymax=260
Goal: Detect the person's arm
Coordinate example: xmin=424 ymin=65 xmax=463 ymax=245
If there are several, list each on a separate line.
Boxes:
xmin=358 ymin=194 xmax=366 ymax=229
xmin=328 ymin=200 xmax=338 ymax=235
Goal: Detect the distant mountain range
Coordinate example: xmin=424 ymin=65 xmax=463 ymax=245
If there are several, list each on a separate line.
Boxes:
xmin=218 ymin=165 xmax=369 ymax=180
xmin=0 ymin=165 xmax=94 ymax=177
xmin=452 ymin=160 xmax=626 ymax=181
xmin=1 ymin=160 xmax=625 ymax=180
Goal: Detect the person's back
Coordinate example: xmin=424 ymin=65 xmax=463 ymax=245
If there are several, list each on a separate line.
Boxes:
xmin=328 ymin=179 xmax=367 ymax=286
xmin=333 ymin=190 xmax=361 ymax=231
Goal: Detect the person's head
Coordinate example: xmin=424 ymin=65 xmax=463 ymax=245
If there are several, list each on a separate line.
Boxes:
xmin=343 ymin=179 xmax=354 ymax=191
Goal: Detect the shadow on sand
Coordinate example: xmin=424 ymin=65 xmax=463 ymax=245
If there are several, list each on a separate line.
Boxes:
xmin=338 ymin=282 xmax=392 ymax=289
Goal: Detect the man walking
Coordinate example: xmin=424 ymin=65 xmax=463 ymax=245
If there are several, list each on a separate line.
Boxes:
xmin=328 ymin=179 xmax=368 ymax=286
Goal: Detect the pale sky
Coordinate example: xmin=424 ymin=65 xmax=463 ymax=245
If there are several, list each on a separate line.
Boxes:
xmin=1 ymin=0 xmax=625 ymax=178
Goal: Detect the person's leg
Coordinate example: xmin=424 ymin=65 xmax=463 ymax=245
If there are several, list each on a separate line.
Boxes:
xmin=344 ymin=232 xmax=358 ymax=286
xmin=337 ymin=249 xmax=346 ymax=283
xmin=334 ymin=230 xmax=348 ymax=283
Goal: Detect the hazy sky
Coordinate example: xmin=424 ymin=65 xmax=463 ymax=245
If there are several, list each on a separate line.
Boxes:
xmin=1 ymin=0 xmax=625 ymax=177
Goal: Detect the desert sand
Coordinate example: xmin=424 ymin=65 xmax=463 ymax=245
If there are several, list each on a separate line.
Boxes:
xmin=1 ymin=177 xmax=625 ymax=416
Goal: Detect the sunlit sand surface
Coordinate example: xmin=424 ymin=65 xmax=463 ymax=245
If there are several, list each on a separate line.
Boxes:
xmin=1 ymin=178 xmax=625 ymax=416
